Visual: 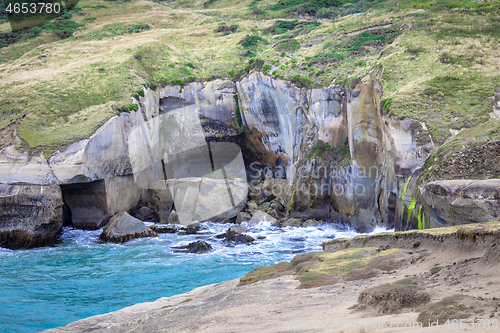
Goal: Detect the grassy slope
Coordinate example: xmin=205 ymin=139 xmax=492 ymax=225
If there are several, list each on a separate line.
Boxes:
xmin=0 ymin=0 xmax=498 ymax=152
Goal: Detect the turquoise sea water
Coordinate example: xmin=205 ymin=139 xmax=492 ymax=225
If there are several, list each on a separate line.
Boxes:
xmin=0 ymin=221 xmax=389 ymax=333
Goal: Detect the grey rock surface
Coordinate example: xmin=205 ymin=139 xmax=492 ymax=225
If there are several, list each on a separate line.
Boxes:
xmin=99 ymin=212 xmax=157 ymax=243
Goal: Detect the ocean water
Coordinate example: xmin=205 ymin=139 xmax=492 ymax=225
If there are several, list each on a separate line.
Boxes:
xmin=0 ymin=221 xmax=390 ymax=333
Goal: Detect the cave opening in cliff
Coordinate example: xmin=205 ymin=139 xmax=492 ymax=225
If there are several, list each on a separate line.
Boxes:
xmin=60 ymin=180 xmax=108 ymax=230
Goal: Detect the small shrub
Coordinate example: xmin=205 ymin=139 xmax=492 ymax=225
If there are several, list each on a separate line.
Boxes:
xmin=291 ymin=74 xmax=314 ymax=88
xmin=406 ymin=46 xmax=425 ymax=55
xmin=203 ymin=0 xmax=217 ymax=8
xmin=116 ymin=103 xmax=139 ymax=113
xmin=143 ymin=82 xmax=157 ymax=90
xmin=358 ymin=279 xmax=430 ymax=314
xmin=214 ymin=23 xmax=238 ymax=35
xmin=129 ymin=24 xmax=151 ymax=33
xmin=238 ymin=35 xmax=267 ymax=48
xmin=172 ymin=79 xmax=185 ymax=87
xmin=28 ymin=27 xmax=43 ymax=39
xmin=265 ymin=20 xmax=321 ymax=35
xmin=417 ymin=295 xmax=474 ymax=327
xmin=308 ymin=52 xmax=344 ymax=66
xmin=132 ymin=88 xmax=145 ymax=99
xmin=262 ymin=64 xmax=271 ymax=74
xmin=381 ymin=98 xmax=392 ymax=113
xmin=430 ymin=265 xmax=441 ymax=275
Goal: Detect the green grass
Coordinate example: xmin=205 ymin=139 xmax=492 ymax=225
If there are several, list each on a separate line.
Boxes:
xmin=0 ymin=0 xmax=498 ymax=152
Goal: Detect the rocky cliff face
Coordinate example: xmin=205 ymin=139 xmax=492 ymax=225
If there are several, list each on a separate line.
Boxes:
xmin=0 ymin=79 xmax=243 ymax=247
xmin=0 ymin=72 xmax=497 ymax=248
xmin=237 ymin=72 xmax=434 ymax=231
xmin=0 ymin=184 xmax=63 ymax=249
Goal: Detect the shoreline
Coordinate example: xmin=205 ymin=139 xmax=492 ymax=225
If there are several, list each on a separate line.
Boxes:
xmin=43 ymin=221 xmax=500 ymax=333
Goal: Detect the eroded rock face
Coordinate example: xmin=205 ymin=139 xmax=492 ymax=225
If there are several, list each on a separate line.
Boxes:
xmin=386 ymin=118 xmax=434 ymax=176
xmin=168 ymin=177 xmax=248 ymax=224
xmin=421 ymin=180 xmax=500 ymax=226
xmin=139 ymin=80 xmax=237 ymax=124
xmin=237 ymin=73 xmax=404 ymax=230
xmin=7 ymin=72 xmax=491 ymax=236
xmin=237 ymin=72 xmax=348 ymax=179
xmin=99 ymin=212 xmax=157 ymax=243
xmin=490 ymin=88 xmax=500 ymax=119
xmin=0 ymin=184 xmax=63 ymax=249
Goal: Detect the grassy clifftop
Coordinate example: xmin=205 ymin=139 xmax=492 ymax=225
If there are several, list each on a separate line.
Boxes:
xmin=0 ymin=0 xmax=498 ymax=153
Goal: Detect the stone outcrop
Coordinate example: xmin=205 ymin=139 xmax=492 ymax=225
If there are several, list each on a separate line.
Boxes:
xmin=235 ymin=212 xmax=251 ymax=224
xmin=248 ymin=210 xmax=277 ymax=226
xmin=280 ymin=218 xmax=302 ymax=227
xmin=99 ymin=212 xmax=157 ymax=243
xmin=421 ymin=180 xmax=500 ymax=227
xmin=0 ymin=184 xmax=63 ymax=249
xmin=130 ymin=206 xmax=158 ymax=222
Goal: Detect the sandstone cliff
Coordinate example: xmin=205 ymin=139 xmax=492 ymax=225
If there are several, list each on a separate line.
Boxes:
xmin=0 ymin=72 xmax=498 ymax=248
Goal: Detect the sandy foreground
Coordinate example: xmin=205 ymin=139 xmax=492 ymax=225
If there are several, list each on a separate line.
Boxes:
xmin=43 ymin=225 xmax=500 ymax=333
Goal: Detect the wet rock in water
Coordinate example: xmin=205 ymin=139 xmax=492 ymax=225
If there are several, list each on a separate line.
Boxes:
xmin=235 ymin=212 xmax=252 ymax=224
xmin=216 ymin=230 xmax=255 ymax=245
xmin=130 ymin=206 xmax=158 ymax=222
xmin=248 ymin=210 xmax=277 ymax=226
xmin=0 ymin=184 xmax=63 ymax=250
xmin=100 ymin=212 xmax=157 ymax=243
xmin=149 ymin=224 xmax=177 ymax=234
xmin=280 ymin=218 xmax=302 ymax=227
xmin=173 ymin=241 xmax=213 ymax=253
xmin=178 ymin=223 xmax=201 ymax=235
xmin=302 ymin=219 xmax=322 ymax=227
xmin=229 ymin=224 xmax=246 ymax=234
xmin=289 ymin=237 xmax=306 ymax=242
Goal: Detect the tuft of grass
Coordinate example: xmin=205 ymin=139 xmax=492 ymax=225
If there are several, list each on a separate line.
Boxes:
xmin=417 ymin=295 xmax=474 ymax=327
xmin=277 ymin=38 xmax=300 ymax=52
xmin=358 ymin=278 xmax=430 ymax=314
